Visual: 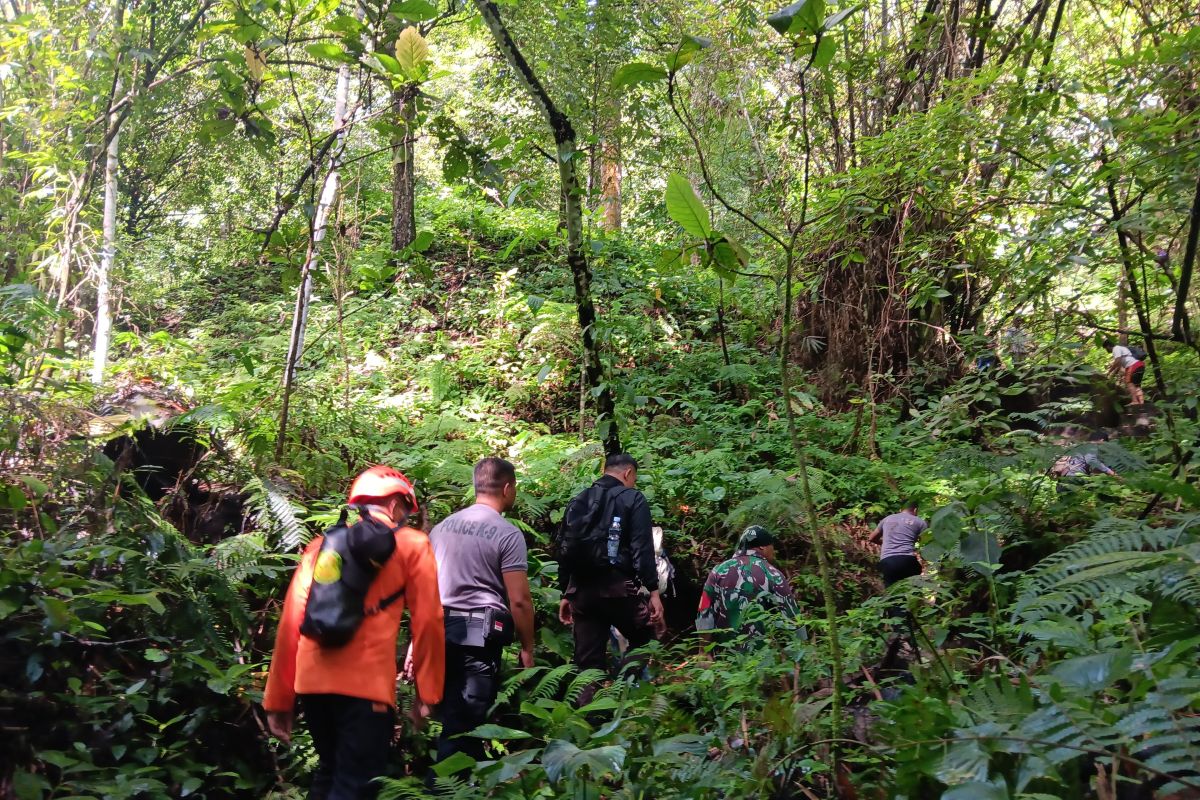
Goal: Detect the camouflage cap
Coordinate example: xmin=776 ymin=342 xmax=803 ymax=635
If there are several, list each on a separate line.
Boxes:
xmin=736 ymin=525 xmax=776 ymax=553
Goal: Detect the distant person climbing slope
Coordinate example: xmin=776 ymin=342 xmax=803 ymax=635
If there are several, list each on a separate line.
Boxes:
xmin=695 ymin=525 xmax=797 ymax=647
xmin=869 ymin=502 xmax=928 ymax=586
xmin=1003 ymin=321 xmax=1032 ymax=365
xmin=263 ymin=466 xmax=444 ymax=800
xmin=1104 ymin=337 xmax=1146 ymax=406
xmin=555 ymin=453 xmax=663 ymax=678
xmin=974 ymin=348 xmax=1001 ymax=373
xmin=1050 ymin=430 xmax=1119 ymax=493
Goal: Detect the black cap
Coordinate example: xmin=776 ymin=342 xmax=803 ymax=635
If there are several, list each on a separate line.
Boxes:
xmin=736 ymin=525 xmax=776 ymax=552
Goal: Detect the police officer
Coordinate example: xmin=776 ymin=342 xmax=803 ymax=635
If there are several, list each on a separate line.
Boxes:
xmin=425 ymin=457 xmax=534 ymax=767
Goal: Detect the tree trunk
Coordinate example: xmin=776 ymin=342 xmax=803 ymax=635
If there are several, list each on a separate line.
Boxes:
xmin=473 ymin=0 xmax=621 ymax=454
xmin=599 ymin=129 xmax=621 ymax=232
xmin=1172 ymin=171 xmax=1199 ymax=346
xmin=92 ymin=0 xmax=126 ymax=387
xmin=276 ymin=62 xmax=353 ymax=462
xmin=91 ymin=98 xmax=120 ymax=385
xmin=1101 ymin=151 xmax=1168 ymax=399
xmin=1117 ymin=282 xmax=1128 ymax=346
xmin=390 ymin=83 xmax=417 ymax=258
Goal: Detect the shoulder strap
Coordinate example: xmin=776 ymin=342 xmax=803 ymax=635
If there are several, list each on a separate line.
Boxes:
xmin=593 ymin=482 xmax=635 ymax=531
xmin=358 ymin=509 xmax=405 ymax=614
xmin=567 ymin=482 xmax=611 ymax=531
xmin=366 ymin=587 xmax=405 ymax=616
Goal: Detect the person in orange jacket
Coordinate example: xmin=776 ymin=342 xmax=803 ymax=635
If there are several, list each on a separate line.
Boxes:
xmin=263 ymin=466 xmax=445 ymax=799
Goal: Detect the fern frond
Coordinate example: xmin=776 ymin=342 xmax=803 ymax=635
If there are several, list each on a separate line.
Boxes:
xmin=1118 ymin=706 xmax=1200 ymax=793
xmin=648 ymin=693 xmax=671 ymax=723
xmin=1016 ymin=703 xmax=1122 ymax=766
xmin=563 ymin=669 xmax=608 ymax=705
xmin=1015 ymin=515 xmax=1200 ymax=620
xmin=492 ymin=664 xmax=546 ymax=709
xmin=1159 ymin=548 xmax=1200 ymax=604
xmin=244 ymin=476 xmax=309 ymax=550
xmin=210 ymin=533 xmax=270 ymax=583
xmin=1094 ymin=440 xmax=1152 ymax=475
xmin=377 ymin=775 xmax=470 ymax=800
xmin=531 ymin=663 xmax=575 ymax=701
xmin=961 ymin=673 xmax=1034 ymax=727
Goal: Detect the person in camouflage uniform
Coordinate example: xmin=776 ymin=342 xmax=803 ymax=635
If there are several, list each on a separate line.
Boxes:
xmin=695 ymin=525 xmax=797 ymax=644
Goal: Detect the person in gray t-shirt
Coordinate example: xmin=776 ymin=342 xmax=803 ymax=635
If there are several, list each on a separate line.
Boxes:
xmin=431 ymin=498 xmax=527 ymax=612
xmin=423 ymin=457 xmax=535 ymax=771
xmin=869 ymin=502 xmax=928 ymax=586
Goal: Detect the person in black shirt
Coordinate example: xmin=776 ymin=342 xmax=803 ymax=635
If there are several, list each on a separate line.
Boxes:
xmin=557 ymin=453 xmax=663 ymax=676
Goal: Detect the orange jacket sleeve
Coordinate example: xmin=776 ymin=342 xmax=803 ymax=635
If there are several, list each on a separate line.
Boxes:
xmin=404 ymin=533 xmax=445 ymax=706
xmin=262 ymin=541 xmax=318 ymax=712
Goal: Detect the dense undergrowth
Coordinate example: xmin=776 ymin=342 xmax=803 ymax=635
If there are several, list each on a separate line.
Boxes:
xmin=3 ymin=193 xmax=1200 ymax=799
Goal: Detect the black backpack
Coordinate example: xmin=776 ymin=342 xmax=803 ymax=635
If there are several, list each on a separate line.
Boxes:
xmin=299 ymin=507 xmax=405 ymax=648
xmin=1129 ymin=344 xmax=1147 ymax=361
xmin=555 ymin=482 xmax=630 ymax=575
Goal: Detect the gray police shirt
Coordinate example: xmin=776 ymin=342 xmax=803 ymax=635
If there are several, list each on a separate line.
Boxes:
xmin=878 ymin=511 xmax=928 ymax=560
xmin=429 ymin=503 xmax=528 ymax=612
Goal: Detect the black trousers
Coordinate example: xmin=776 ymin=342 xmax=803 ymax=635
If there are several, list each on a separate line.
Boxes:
xmin=879 ymin=555 xmax=922 ymax=587
xmin=301 ymin=694 xmax=394 ymax=800
xmin=568 ymin=582 xmax=656 ymax=674
xmin=435 ymin=642 xmax=502 ymax=766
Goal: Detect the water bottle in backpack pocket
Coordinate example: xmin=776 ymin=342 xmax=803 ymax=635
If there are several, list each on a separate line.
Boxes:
xmin=606 ymin=516 xmax=622 ymax=566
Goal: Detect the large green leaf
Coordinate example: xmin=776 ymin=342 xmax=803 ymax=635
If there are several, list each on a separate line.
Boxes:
xmin=942 ymin=781 xmax=1009 ymax=800
xmin=611 ymin=62 xmax=667 ymax=91
xmin=665 ymin=35 xmax=711 ymax=72
xmin=301 ymin=0 xmax=341 ymax=24
xmin=464 ymin=723 xmax=534 ymax=739
xmin=39 ymin=596 xmax=72 ymax=628
xmin=83 ymin=589 xmax=167 ymax=615
xmin=391 ymin=0 xmax=438 ymax=20
xmin=664 ymin=174 xmax=711 ymax=240
xmin=409 ymin=230 xmax=435 ymax=253
xmin=395 ymin=26 xmax=429 ymax=80
xmin=823 ymin=4 xmax=863 ymax=30
xmin=1134 ymin=474 xmax=1200 ymax=509
xmin=655 ymin=247 xmax=686 ymax=271
xmin=542 ymin=739 xmax=626 ymax=783
xmin=363 ymin=53 xmax=402 ymax=76
xmin=304 ymin=42 xmax=354 ymax=63
xmin=926 ymin=502 xmax=965 ymax=561
xmin=431 ymin=751 xmax=476 ymax=777
xmin=326 ymin=13 xmax=366 ymax=35
xmin=961 ymin=531 xmax=1002 ymax=574
xmin=710 ymin=234 xmax=751 ymax=282
xmin=935 ymin=739 xmax=990 ymax=785
xmin=812 ymin=36 xmax=837 ymax=69
xmin=1050 ymin=650 xmax=1133 ymax=692
xmin=652 ymin=733 xmax=710 ymax=757
xmin=481 ymin=749 xmax=540 ymax=787
xmin=767 ymin=0 xmax=826 ymax=36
